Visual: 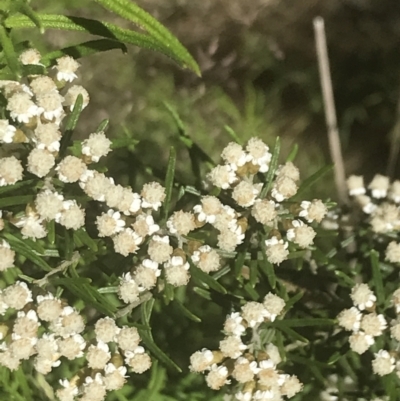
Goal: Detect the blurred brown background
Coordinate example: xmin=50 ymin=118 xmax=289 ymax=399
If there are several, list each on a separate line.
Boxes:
xmin=31 ymin=0 xmax=400 ymax=191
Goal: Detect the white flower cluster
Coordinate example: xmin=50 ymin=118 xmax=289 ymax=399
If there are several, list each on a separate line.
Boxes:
xmin=0 ymin=281 xmax=151 ymax=401
xmin=0 ymin=49 xmax=116 ymax=240
xmin=347 ymin=174 xmax=400 ymax=234
xmin=337 ymin=284 xmax=400 ymax=377
xmin=83 ymin=140 xmax=326 ymax=304
xmin=207 ymin=141 xmax=327 ymax=265
xmin=189 ymin=293 xmax=303 ymax=400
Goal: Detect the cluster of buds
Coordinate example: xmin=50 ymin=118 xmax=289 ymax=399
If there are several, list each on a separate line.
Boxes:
xmin=207 ymin=140 xmax=327 ymax=265
xmin=337 ymin=284 xmax=400 ymax=377
xmin=190 ymin=293 xmax=302 ymax=400
xmin=0 ymin=49 xmax=96 ymax=240
xmin=347 ymin=174 xmax=400 ymax=234
xmin=0 ymin=281 xmax=151 ymax=401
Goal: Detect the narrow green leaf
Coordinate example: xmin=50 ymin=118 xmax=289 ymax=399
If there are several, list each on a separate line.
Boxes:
xmin=164 ymin=102 xmax=215 ymax=167
xmin=259 ymin=239 xmax=276 ymax=289
xmin=292 ymin=165 xmax=334 ymax=200
xmin=5 ymin=235 xmax=52 ymax=272
xmin=51 ymin=277 xmax=116 ymax=316
xmin=13 ymin=368 xmax=32 ymax=401
xmin=0 ymin=179 xmax=35 ymax=195
xmin=0 ymin=195 xmax=33 ymax=208
xmin=334 ymin=270 xmax=355 ymax=287
xmin=0 ymin=24 xmax=20 ymax=79
xmin=138 ymin=329 xmax=182 ymax=372
xmin=284 ymin=291 xmax=304 ymax=312
xmin=275 ymin=318 xmax=335 ymax=328
xmin=224 ymin=125 xmax=243 ymax=145
xmin=73 ymin=228 xmax=98 ymax=252
xmin=192 ymin=286 xmax=212 ymax=301
xmin=41 ymin=40 xmax=127 ymax=65
xmin=234 ymin=243 xmax=249 ymax=278
xmin=190 ymin=263 xmax=227 ymax=294
xmin=98 ymin=286 xmax=118 ymax=294
xmin=59 ymin=94 xmax=83 ymax=157
xmin=276 ymin=324 xmax=308 ymax=343
xmin=275 ymin=330 xmax=287 ymax=362
xmin=327 ymin=351 xmax=341 ymax=365
xmin=93 ymin=0 xmax=200 ymax=75
xmin=140 ymin=361 xmax=166 ymax=401
xmin=260 ymin=137 xmax=281 ymax=198
xmin=164 ymin=102 xmax=186 ymax=134
xmin=162 ymin=147 xmax=176 ymax=221
xmin=370 ymin=250 xmax=384 ymax=306
xmin=6 ymin=14 xmax=199 ymax=74
xmin=15 ymin=1 xmax=43 ymax=33
xmin=286 ymin=143 xmax=298 ymax=162
xmin=3 ymin=232 xmax=45 ymax=255
xmin=249 ymin=259 xmax=258 ymax=287
xmin=47 ymin=220 xmax=55 ymax=245
xmin=17 ymin=274 xmax=35 ymax=283
xmin=96 ymin=119 xmax=109 ymax=133
xmin=174 ymin=299 xmax=201 ymax=322
xmin=287 ymin=250 xmax=307 ymax=259
xmin=211 ymin=265 xmax=230 ymax=281
xmin=243 ymin=282 xmax=259 ymax=300
xmin=339 ymin=354 xmax=358 ymax=382
xmin=21 ymin=64 xmax=47 ymax=76
xmin=141 ymin=298 xmax=155 ymax=327
xmin=163 ymin=282 xmax=175 ymax=304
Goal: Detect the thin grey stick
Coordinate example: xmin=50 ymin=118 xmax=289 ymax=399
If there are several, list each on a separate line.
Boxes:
xmin=386 ymin=92 xmax=400 ymax=178
xmin=313 ymin=17 xmax=348 ymax=205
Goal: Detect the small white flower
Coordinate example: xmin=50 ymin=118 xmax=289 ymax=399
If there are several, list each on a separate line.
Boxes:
xmin=0 ymin=120 xmax=16 ymax=143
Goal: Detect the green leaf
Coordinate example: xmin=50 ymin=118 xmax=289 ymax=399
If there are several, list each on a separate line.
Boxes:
xmin=47 ymin=220 xmax=55 ymax=245
xmin=21 ymin=64 xmax=47 ymax=76
xmin=334 ymin=270 xmax=355 ymax=287
xmin=243 ymin=282 xmax=259 ymax=300
xmin=260 ymin=136 xmax=281 ymax=198
xmin=327 ymin=351 xmax=342 ymax=365
xmin=224 ymin=125 xmax=243 ymax=145
xmin=338 ymin=354 xmax=358 ymax=382
xmin=147 ymin=361 xmax=166 ymax=397
xmin=292 ymin=165 xmax=334 ymax=200
xmin=259 ymin=239 xmax=276 ymax=289
xmin=141 ymin=297 xmax=155 ymax=327
xmin=234 ymin=243 xmax=249 ymax=278
xmin=138 ymin=328 xmax=182 ymax=373
xmin=192 ymin=286 xmax=212 ymax=300
xmin=0 ymin=179 xmax=35 ymax=195
xmin=284 ymin=291 xmax=304 ymax=312
xmin=162 ymin=147 xmax=176 ymax=221
xmin=51 ymin=277 xmax=117 ymax=316
xmin=73 ymin=228 xmax=98 ymax=252
xmin=189 ymin=263 xmax=227 ymax=295
xmin=0 ymin=24 xmax=20 ymax=79
xmin=59 ymin=94 xmax=83 ymax=157
xmin=14 ymin=0 xmax=43 ymax=33
xmin=249 ymin=258 xmax=258 ymax=287
xmin=93 ymin=0 xmax=200 ymax=75
xmin=98 ymin=286 xmax=118 ymax=294
xmin=4 ymin=233 xmax=52 ymax=272
xmin=41 ymin=39 xmax=127 ymax=64
xmin=173 ymin=299 xmax=201 ymax=323
xmin=3 ymin=232 xmax=45 ymax=255
xmin=5 ymin=14 xmax=198 ymax=73
xmin=370 ymin=250 xmax=384 ymax=306
xmin=276 ymin=324 xmax=308 ymax=343
xmin=274 ymin=318 xmax=335 ymax=328
xmin=0 ymin=195 xmax=34 ymax=208
xmin=286 ymin=143 xmax=298 ymax=162
xmin=95 ymin=118 xmax=109 ymax=133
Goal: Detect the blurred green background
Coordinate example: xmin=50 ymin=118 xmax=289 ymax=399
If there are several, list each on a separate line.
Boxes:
xmin=26 ymin=0 xmax=400 ymax=194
